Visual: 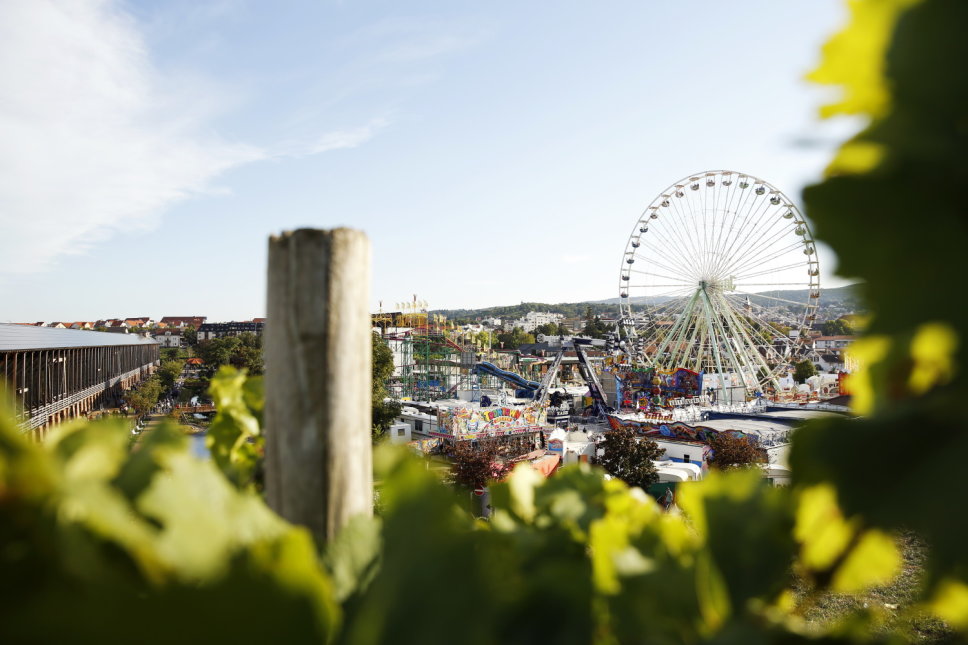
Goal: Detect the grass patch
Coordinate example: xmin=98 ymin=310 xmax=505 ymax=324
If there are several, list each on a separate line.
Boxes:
xmin=795 ymin=532 xmax=952 ymax=642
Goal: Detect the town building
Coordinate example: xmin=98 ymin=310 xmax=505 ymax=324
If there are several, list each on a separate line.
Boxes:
xmin=503 ymin=311 xmax=564 ymax=333
xmin=153 ymin=329 xmax=183 ymax=348
xmin=0 ymin=324 xmax=160 ymax=438
xmin=197 ymin=321 xmax=265 ymax=341
xmin=812 ymin=335 xmax=855 ymax=353
xmin=159 ymin=316 xmax=207 ymax=329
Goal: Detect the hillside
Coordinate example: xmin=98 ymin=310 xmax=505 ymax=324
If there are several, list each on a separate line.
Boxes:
xmin=433 ymin=284 xmax=865 ymax=322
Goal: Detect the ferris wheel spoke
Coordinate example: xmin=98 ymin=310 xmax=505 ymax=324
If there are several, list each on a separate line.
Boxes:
xmin=652 ymin=289 xmax=700 ymax=364
xmin=723 ymin=297 xmax=790 ymax=366
xmin=733 ymin=282 xmax=812 ymax=288
xmin=713 ymin=195 xmax=781 ymax=278
xmin=627 ymin=268 xmax=694 ymax=283
xmin=702 ymin=181 xmax=727 ymax=278
xmin=627 ymin=266 xmax=696 ymax=287
xmin=719 ymin=219 xmax=800 ymax=277
xmin=714 ymin=206 xmax=789 ymax=278
xmin=625 ymin=284 xmax=696 ymax=291
xmin=721 ymin=219 xmax=793 ymax=277
xmin=718 ymin=302 xmax=771 ymax=367
xmin=717 ymin=180 xmax=755 ymax=260
xmin=635 ymin=239 xmax=698 ymax=278
xmin=715 ymin=295 xmax=783 ymax=389
xmin=727 ymin=240 xmax=807 ymax=279
xmin=709 ymin=189 xmax=769 ymax=272
xmin=730 ymin=288 xmax=813 ymax=308
xmin=659 ymin=204 xmax=701 ymax=270
xmin=735 ymin=260 xmax=810 ymax=281
xmin=697 ymin=289 xmax=734 ymax=398
xmin=631 ymin=240 xmax=698 ymax=274
xmin=632 ymin=227 xmax=698 ymax=275
xmin=668 ymin=193 xmax=710 ymax=264
xmin=707 ymin=189 xmax=732 ymax=274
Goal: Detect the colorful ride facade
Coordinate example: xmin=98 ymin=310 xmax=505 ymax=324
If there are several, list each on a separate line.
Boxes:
xmin=607 ymin=365 xmax=704 ymax=411
xmin=434 ymin=403 xmax=547 ymax=441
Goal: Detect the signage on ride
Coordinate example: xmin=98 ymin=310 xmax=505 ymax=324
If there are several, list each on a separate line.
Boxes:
xmin=434 ymin=403 xmax=547 ymax=440
xmin=667 ymin=395 xmax=711 ymax=407
xmin=547 ymin=438 xmax=563 ymax=453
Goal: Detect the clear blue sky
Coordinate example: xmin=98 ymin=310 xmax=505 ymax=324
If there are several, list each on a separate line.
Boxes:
xmin=0 ymin=0 xmax=857 ymax=322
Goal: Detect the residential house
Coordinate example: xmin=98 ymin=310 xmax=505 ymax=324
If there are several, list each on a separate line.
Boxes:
xmin=153 ymin=329 xmax=182 ymax=348
xmin=124 ymin=318 xmax=151 ymax=328
xmin=812 ymin=335 xmax=855 ymax=353
xmin=159 ymin=316 xmax=207 ymax=329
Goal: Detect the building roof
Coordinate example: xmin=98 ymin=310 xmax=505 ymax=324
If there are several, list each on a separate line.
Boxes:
xmin=0 ymin=323 xmax=159 ymax=351
xmin=757 ymin=409 xmax=840 ymax=421
xmin=160 ymin=316 xmax=206 ymax=327
xmin=198 ymin=320 xmax=264 ymax=330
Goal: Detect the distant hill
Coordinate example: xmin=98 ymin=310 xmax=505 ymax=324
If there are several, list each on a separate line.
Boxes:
xmin=590 ymin=284 xmax=862 ymax=307
xmin=433 ymin=284 xmax=865 ymax=322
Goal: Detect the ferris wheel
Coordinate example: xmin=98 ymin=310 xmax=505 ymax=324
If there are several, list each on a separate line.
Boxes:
xmin=618 ymin=170 xmax=820 ymax=399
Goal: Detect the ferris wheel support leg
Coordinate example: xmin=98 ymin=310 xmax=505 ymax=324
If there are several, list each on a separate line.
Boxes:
xmin=716 ymin=293 xmax=783 ymax=393
xmin=698 ymin=287 xmax=731 ymax=404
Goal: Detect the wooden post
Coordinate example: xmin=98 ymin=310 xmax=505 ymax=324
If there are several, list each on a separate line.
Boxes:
xmin=264 ymin=228 xmax=373 ymax=545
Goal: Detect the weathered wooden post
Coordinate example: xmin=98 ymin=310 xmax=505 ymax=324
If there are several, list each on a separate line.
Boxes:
xmin=264 ymin=228 xmax=373 ymax=545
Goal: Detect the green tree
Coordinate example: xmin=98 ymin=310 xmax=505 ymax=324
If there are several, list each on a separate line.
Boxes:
xmin=182 ymin=325 xmax=198 ymax=346
xmin=534 ymin=322 xmax=560 ymax=337
xmin=124 ymin=376 xmax=163 ymax=416
xmin=582 ymin=316 xmax=612 ymax=339
xmin=449 ymin=438 xmax=512 ymax=490
xmin=229 ymin=333 xmax=264 ymax=375
xmin=195 ymin=337 xmax=242 ymax=372
xmin=793 ymin=358 xmax=817 ymax=383
xmin=495 ymin=327 xmax=535 ymax=350
xmin=372 ymin=332 xmax=401 ymax=441
xmin=707 ymin=433 xmax=767 ymax=471
xmin=157 ymin=360 xmax=184 ymax=390
xmin=473 ymin=330 xmax=496 ymax=349
xmin=232 ymin=345 xmax=264 ymax=375
xmin=769 ymin=321 xmax=792 ymax=337
xmin=819 ymin=318 xmax=855 ymax=336
xmin=598 ymin=426 xmax=662 ymax=489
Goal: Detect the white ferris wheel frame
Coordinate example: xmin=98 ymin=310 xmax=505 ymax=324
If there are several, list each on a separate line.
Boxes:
xmin=617 ymin=170 xmax=820 ymax=399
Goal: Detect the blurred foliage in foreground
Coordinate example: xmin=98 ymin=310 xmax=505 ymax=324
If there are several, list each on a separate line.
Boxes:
xmin=2 ymin=0 xmax=968 ymax=642
xmin=0 ymin=399 xmax=922 ymax=644
xmin=793 ymin=0 xmax=968 ymax=628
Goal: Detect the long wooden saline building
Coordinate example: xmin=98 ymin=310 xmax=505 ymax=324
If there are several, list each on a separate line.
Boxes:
xmin=0 ymin=324 xmax=160 ymax=438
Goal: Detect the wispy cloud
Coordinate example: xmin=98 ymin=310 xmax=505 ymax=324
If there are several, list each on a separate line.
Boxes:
xmin=337 ymin=16 xmax=487 ymax=66
xmin=0 ymin=1 xmax=262 ymax=273
xmin=0 ymin=0 xmax=384 ymax=275
xmin=278 ymin=117 xmax=390 ymax=157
